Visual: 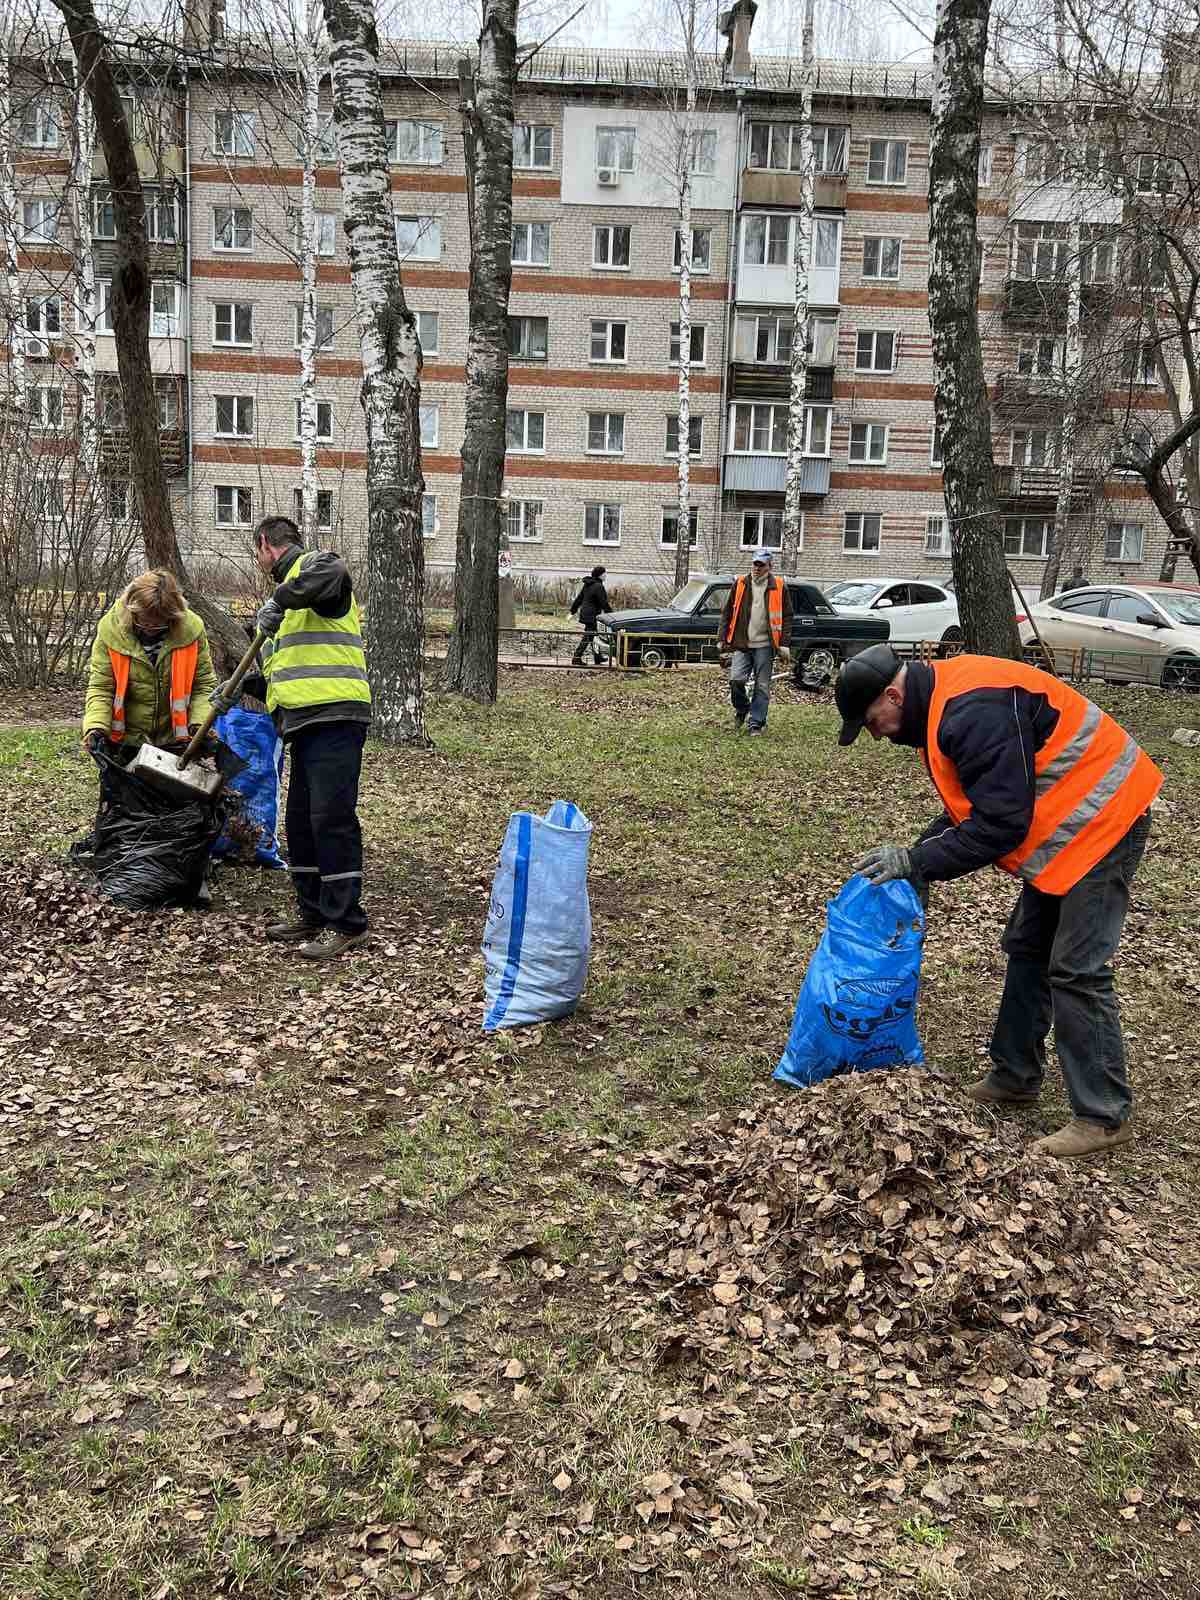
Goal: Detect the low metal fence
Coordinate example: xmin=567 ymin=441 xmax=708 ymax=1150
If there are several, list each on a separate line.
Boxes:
xmin=893 ymin=637 xmax=1200 ymax=693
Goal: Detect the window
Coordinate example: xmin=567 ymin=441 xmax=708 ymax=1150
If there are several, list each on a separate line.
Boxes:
xmin=806 ymin=406 xmax=831 ymax=456
xmin=741 ymin=509 xmax=783 ymax=550
xmin=215 ymin=109 xmax=255 ymax=157
xmin=978 ymin=144 xmax=993 ymax=187
xmin=1107 ymin=592 xmax=1155 ymax=623
xmin=158 ymin=385 xmax=179 ymax=429
xmin=506 ymin=408 xmax=545 ymax=452
xmin=1106 ymin=523 xmax=1145 ymax=561
xmin=1017 ymin=336 xmax=1063 ymax=376
xmin=1128 ymin=240 xmax=1168 ymax=289
xmin=584 ymin=502 xmax=622 ymax=543
xmin=1013 ymin=221 xmax=1067 ymax=279
xmin=107 ymin=482 xmax=130 ymax=522
xmin=867 ymin=138 xmax=907 ymax=185
xmin=665 ymin=414 xmax=703 ymax=457
xmin=1052 ymin=591 xmax=1107 ymax=615
xmin=1023 ymin=142 xmax=1062 ymax=184
xmin=507 ymin=499 xmax=543 ymax=542
xmin=735 ymin=312 xmax=793 ymax=363
xmin=214 ymin=301 xmax=254 ymax=346
xmin=592 ymin=224 xmax=631 ymax=269
xmin=1003 ymin=517 xmax=1051 ymax=558
xmin=925 ymin=514 xmax=950 ymax=555
xmin=931 ymin=424 xmax=943 ymax=467
xmin=25 ymin=295 xmax=61 ymax=338
xmin=295 ymin=399 xmax=334 ymax=441
xmin=294 ymin=488 xmax=334 ymax=530
xmin=294 ymin=303 xmax=335 ymax=349
xmin=421 ymin=493 xmax=438 ymax=537
xmin=811 ymin=215 xmax=842 ymax=270
xmin=415 ymin=310 xmax=439 ymax=353
xmin=689 ymin=129 xmax=717 ymax=175
xmin=730 ymin=402 xmax=787 ymax=454
xmin=214 ymin=205 xmax=252 ymax=251
xmin=146 ymin=189 xmax=179 ymax=244
xmin=590 ymin=319 xmax=626 ymax=362
xmin=849 ymin=422 xmax=888 ymax=463
xmin=748 ymin=122 xmax=847 ymax=174
xmin=673 ymin=227 xmax=711 ymax=273
xmin=1082 ymin=225 xmax=1117 ymax=284
xmin=855 ymin=330 xmax=896 ymax=372
xmin=1134 ymin=153 xmax=1173 ymax=195
xmin=20 ymin=97 xmax=59 ymax=149
xmin=29 ymin=385 xmax=63 ymax=430
xmin=1122 ymin=340 xmax=1159 ymax=386
xmin=386 ymin=119 xmax=443 ymax=165
xmin=292 ymin=209 xmax=337 ymax=257
xmin=514 ymin=123 xmax=553 ymax=170
xmin=21 ymin=198 xmax=59 ymax=243
xmin=586 ymin=412 xmax=625 ymax=454
xmin=215 ymin=395 xmax=254 ymax=438
xmin=814 ymin=124 xmax=849 ymax=174
xmin=512 ymin=221 xmax=550 ymax=266
xmin=508 ymin=315 xmax=548 ymax=360
xmin=394 ymin=214 xmax=441 ymax=261
xmin=844 ymin=512 xmax=882 ymax=553
xmin=668 ymin=322 xmax=706 ymax=365
xmin=742 ymin=213 xmax=790 ymax=265
xmin=1011 ymin=427 xmax=1057 ymax=467
xmin=93 ymin=190 xmax=115 ymax=239
xmin=316 ymin=116 xmax=337 ymax=162
xmin=215 ymin=486 xmax=252 ymax=527
xmin=419 ymin=405 xmax=439 ymax=447
xmin=862 ymin=235 xmax=901 ymax=280
xmin=35 ymin=480 xmax=65 ymax=522
xmin=661 ymin=506 xmax=699 ymax=548
xmin=99 ymin=383 xmax=125 ymax=431
xmin=595 ymin=126 xmax=635 ymax=173
xmin=148 ymin=280 xmax=180 ymax=338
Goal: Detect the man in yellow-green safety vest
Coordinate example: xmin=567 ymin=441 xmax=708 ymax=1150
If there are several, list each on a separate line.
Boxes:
xmin=211 ymin=515 xmax=371 ymax=960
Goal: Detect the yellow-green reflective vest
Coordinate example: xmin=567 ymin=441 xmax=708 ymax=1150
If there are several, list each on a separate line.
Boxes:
xmin=265 ymin=553 xmax=372 ymax=714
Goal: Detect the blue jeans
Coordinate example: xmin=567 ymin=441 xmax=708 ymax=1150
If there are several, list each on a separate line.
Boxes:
xmin=987 ymin=811 xmax=1151 ymax=1127
xmin=729 ymin=646 xmax=775 ymax=729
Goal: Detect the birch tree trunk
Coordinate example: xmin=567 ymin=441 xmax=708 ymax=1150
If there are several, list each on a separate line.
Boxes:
xmin=322 ymin=0 xmax=428 ymax=743
xmin=1040 ymin=164 xmax=1082 ymax=600
xmin=672 ymin=3 xmax=696 ymax=590
xmin=68 ymin=88 xmax=98 ymax=480
xmin=297 ymin=2 xmax=322 ymax=545
xmin=782 ymin=0 xmax=815 ymax=576
xmin=928 ymin=0 xmax=1021 ymax=659
xmin=0 ymin=16 xmax=26 ymax=409
xmin=442 ymin=0 xmax=517 ymax=703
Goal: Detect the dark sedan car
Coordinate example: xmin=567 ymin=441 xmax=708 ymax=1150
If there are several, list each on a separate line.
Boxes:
xmin=598 ymin=574 xmax=890 ymax=685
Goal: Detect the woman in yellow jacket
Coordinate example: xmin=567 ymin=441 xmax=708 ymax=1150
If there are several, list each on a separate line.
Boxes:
xmin=82 ymin=569 xmax=217 ymax=755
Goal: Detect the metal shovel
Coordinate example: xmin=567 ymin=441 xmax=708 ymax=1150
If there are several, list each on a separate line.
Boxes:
xmin=128 ymin=627 xmax=270 ymax=804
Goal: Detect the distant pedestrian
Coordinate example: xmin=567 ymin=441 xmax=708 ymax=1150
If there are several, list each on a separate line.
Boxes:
xmin=570 ymin=565 xmax=611 ymax=666
xmin=716 ymin=548 xmax=793 ymax=734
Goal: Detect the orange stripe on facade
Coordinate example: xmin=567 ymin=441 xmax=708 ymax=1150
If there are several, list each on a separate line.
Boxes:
xmin=189 ymin=351 xmax=721 ymax=393
xmin=844 ymin=192 xmax=929 ymax=215
xmin=191 ymin=163 xmax=561 ymax=200
xmin=839 ymin=286 xmax=929 ymax=308
xmin=194 ymin=441 xmax=718 ymax=485
xmin=830 ymin=470 xmax=946 ymax=492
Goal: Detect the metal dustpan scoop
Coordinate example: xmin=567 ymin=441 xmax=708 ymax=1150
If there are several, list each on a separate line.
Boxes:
xmin=128 ymin=626 xmax=269 ymax=805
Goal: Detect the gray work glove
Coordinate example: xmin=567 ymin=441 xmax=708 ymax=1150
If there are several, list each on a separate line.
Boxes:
xmin=852 ymin=843 xmax=914 ymax=887
xmin=256 ymin=597 xmax=285 ymax=637
xmin=210 ymin=679 xmax=239 ymax=716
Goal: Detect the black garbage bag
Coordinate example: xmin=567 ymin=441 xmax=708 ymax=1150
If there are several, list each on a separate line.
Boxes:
xmin=71 ymin=742 xmax=245 ymax=910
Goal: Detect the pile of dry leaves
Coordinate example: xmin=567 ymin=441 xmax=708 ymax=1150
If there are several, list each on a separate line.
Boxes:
xmin=619 ymin=1070 xmax=1197 ymax=1420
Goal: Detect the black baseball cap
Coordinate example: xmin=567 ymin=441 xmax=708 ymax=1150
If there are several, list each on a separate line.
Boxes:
xmin=835 ymin=643 xmax=903 ymax=745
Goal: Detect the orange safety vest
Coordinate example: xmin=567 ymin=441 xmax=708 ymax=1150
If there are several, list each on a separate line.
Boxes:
xmin=925 ymin=656 xmax=1163 ymax=896
xmin=108 ymin=639 xmax=199 ymax=744
xmin=723 ymin=574 xmax=785 ymax=648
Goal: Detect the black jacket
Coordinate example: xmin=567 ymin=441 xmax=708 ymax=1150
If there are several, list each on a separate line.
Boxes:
xmin=897 ymin=662 xmax=1062 ymax=883
xmin=570 ymin=576 xmax=611 ymax=627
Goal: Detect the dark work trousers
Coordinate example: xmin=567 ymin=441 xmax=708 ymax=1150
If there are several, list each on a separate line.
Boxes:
xmin=572 ymin=624 xmax=600 ymax=664
xmin=285 ymin=720 xmax=368 ymax=935
xmin=987 ymin=810 xmax=1151 ymax=1128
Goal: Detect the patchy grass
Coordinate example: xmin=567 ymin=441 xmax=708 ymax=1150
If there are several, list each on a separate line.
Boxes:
xmin=1 ymin=667 xmax=1198 ymax=1598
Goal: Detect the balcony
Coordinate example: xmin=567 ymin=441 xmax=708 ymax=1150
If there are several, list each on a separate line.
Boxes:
xmin=991 ymin=370 xmax=1109 ymax=422
xmin=741 ymin=168 xmax=848 ymax=211
xmin=729 ymin=362 xmax=834 ymax=403
xmin=1001 ymin=278 xmax=1116 ymax=327
xmin=994 ymin=464 xmax=1100 ymax=508
xmin=723 ymin=455 xmax=831 ymax=496
xmin=97 ymin=377 xmax=189 ymax=479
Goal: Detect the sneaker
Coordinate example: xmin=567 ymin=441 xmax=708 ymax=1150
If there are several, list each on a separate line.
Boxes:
xmin=966 ymin=1074 xmax=1040 ymax=1107
xmin=746 ymin=725 xmax=765 ymax=737
xmin=267 ymin=919 xmax=322 ymax=944
xmin=1029 ymin=1117 xmax=1135 ymax=1159
xmin=297 ymin=929 xmax=367 ymax=961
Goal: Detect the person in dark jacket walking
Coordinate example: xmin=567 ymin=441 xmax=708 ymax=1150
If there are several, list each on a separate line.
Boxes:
xmin=211 ymin=516 xmax=371 ymax=961
xmin=570 ymin=566 xmax=611 ymax=665
xmin=834 ymin=643 xmax=1163 ymax=1159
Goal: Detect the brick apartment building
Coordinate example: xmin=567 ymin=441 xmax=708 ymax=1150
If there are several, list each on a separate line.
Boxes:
xmin=5 ymin=12 xmax=1190 ymax=596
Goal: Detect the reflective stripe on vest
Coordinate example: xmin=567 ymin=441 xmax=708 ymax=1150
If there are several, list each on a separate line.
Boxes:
xmin=266 ymin=553 xmax=371 ymax=715
xmin=723 ymin=574 xmax=784 ymax=648
xmin=925 ymin=656 xmax=1163 ymax=895
xmin=106 ymin=639 xmax=198 ymax=743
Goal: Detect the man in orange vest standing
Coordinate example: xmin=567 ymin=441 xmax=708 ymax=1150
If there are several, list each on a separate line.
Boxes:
xmin=833 ymin=643 xmax=1162 ymax=1158
xmin=716 ymin=548 xmax=793 ymax=735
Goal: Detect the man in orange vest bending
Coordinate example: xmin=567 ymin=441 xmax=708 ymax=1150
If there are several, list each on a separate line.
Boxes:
xmin=834 ymin=643 xmax=1162 ymax=1159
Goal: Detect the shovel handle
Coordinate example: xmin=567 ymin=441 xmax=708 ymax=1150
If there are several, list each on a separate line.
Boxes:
xmin=178 ymin=627 xmax=270 ymax=768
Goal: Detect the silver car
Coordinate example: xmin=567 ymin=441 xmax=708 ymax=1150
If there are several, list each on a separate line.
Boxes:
xmin=1018 ymin=584 xmax=1200 ymax=689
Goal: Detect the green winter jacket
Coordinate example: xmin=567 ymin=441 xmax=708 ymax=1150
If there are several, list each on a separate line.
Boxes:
xmin=82 ymin=603 xmax=217 ymax=749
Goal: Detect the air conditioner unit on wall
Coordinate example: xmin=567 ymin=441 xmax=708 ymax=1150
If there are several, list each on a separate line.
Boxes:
xmin=26 ymin=336 xmax=49 ymax=360
xmin=596 ymin=167 xmax=619 ymax=187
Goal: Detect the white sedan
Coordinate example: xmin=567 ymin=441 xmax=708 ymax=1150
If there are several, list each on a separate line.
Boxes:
xmin=1018 ymin=583 xmax=1200 ymax=689
xmin=828 ymin=577 xmax=963 ymax=652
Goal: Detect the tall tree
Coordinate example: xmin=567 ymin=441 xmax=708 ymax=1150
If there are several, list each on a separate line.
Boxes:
xmin=322 ymin=0 xmax=428 ymax=743
xmin=928 ymin=0 xmax=1022 ymax=658
xmin=442 ymin=0 xmax=518 ymax=703
xmin=781 ymin=0 xmax=815 ymax=575
xmin=0 ymin=3 xmax=27 ymax=409
xmin=669 ymin=0 xmax=698 ymax=589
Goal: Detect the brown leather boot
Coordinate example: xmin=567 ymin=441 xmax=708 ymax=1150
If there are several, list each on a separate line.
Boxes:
xmin=1029 ymin=1117 xmax=1135 ymax=1158
xmin=965 ymin=1075 xmax=1039 ymax=1108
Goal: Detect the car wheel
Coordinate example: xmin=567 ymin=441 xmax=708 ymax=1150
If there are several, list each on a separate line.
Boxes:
xmin=938 ymin=625 xmax=965 ymax=657
xmin=1162 ymin=653 xmax=1200 ymax=692
xmin=797 ymin=644 xmax=840 ymax=689
xmin=640 ymin=644 xmax=671 ymax=670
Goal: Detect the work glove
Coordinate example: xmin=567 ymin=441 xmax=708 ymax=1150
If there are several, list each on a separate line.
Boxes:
xmin=81 ymin=729 xmax=106 ymax=756
xmin=256 ymin=597 xmax=285 ymax=637
xmin=852 ymin=843 xmax=915 ymax=887
xmin=210 ymin=679 xmax=240 ymax=716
